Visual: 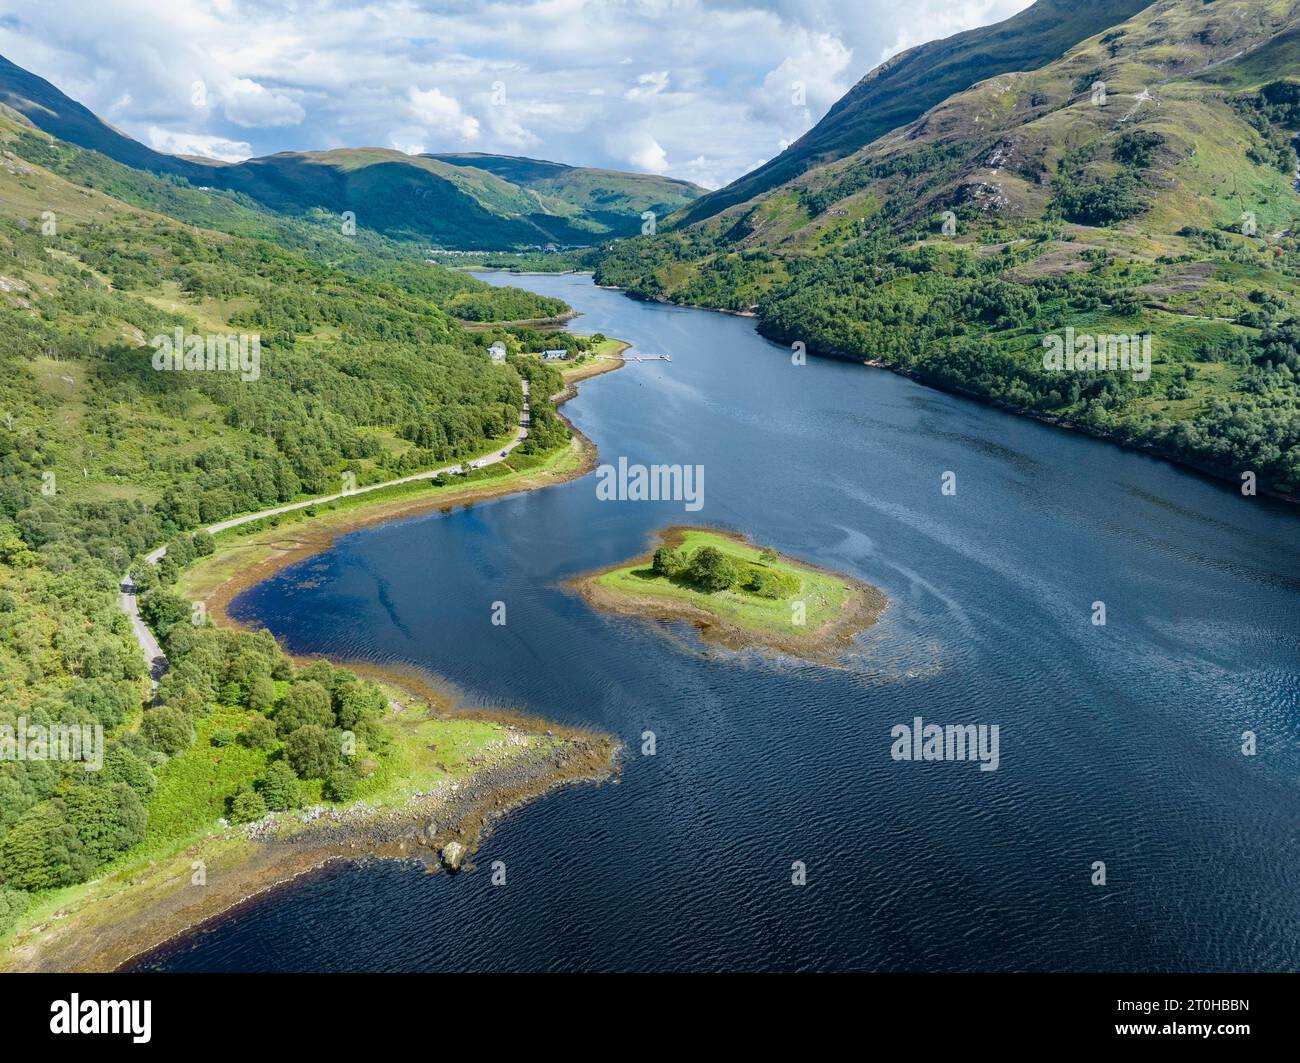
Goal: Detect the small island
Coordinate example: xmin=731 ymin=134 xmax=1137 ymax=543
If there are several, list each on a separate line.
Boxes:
xmin=574 ymin=527 xmax=886 ymax=663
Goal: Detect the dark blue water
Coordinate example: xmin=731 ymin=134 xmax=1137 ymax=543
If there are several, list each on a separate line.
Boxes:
xmin=136 ymin=273 xmax=1300 ymax=972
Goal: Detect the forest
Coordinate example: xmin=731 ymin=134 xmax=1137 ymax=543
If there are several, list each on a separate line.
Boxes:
xmin=0 ymin=121 xmax=578 ymax=932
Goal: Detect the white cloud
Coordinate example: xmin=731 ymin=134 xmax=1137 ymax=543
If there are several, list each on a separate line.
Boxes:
xmin=679 ymin=155 xmax=723 ymax=191
xmin=630 ymin=137 xmax=669 ymax=173
xmin=606 ymin=126 xmax=670 ymax=173
xmin=146 ymin=126 xmax=251 ymax=162
xmin=480 ymin=104 xmax=542 ymax=150
xmin=388 ymin=135 xmax=427 ymax=156
xmin=625 ymin=70 xmax=670 ymax=100
xmin=0 ymin=1 xmax=1037 ymax=187
xmin=407 ymin=86 xmax=481 ymax=142
xmin=750 ymin=31 xmax=854 ymax=138
xmin=222 ymin=78 xmax=305 ymax=128
xmin=878 ymin=0 xmax=1032 ymax=62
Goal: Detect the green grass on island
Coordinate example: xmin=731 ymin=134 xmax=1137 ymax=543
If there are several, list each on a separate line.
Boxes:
xmin=582 ymin=528 xmax=884 ymax=660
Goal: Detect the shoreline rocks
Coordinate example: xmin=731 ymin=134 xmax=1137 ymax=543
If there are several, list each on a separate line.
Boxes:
xmin=439 ymin=841 xmax=467 ymax=871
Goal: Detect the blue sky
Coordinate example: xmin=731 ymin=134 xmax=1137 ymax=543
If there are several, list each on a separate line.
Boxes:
xmin=0 ymin=0 xmax=1031 ymax=189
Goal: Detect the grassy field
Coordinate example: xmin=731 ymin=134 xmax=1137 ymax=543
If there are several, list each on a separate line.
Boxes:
xmin=590 ymin=337 xmax=627 ymax=357
xmin=592 ymin=528 xmax=850 ymax=635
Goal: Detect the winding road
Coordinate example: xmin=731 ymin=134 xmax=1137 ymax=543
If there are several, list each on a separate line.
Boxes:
xmin=119 ymin=379 xmax=532 ymax=686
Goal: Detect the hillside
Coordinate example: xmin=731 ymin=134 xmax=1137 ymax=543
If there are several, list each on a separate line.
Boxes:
xmin=0 ymin=56 xmax=701 ymax=248
xmin=672 ymin=0 xmax=1154 ymax=228
xmin=0 ymin=109 xmax=581 ymax=927
xmin=427 ymin=152 xmax=703 ymax=233
xmin=596 ymin=0 xmax=1300 ymax=496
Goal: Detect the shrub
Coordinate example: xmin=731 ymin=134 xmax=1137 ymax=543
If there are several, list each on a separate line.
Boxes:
xmin=0 ymin=886 xmax=29 ymax=937
xmin=334 ymin=679 xmax=385 ymax=730
xmin=247 ymin=675 xmax=277 ymax=712
xmin=138 ymin=591 xmax=191 ymax=632
xmin=323 ymin=764 xmax=360 ymax=802
xmin=64 ymin=783 xmax=146 ymax=866
xmin=0 ymin=801 xmax=80 ymax=890
xmin=141 ymin=705 xmax=194 ymax=758
xmin=230 ymin=787 xmax=267 ymax=823
xmin=260 ymin=760 xmax=302 ymax=811
xmin=1112 ymin=130 xmax=1165 ymax=168
xmin=0 ymin=784 xmax=145 ymax=891
xmin=652 ymin=546 xmax=686 ymax=577
xmin=191 ymin=530 xmax=216 ymax=556
xmin=745 ymin=568 xmax=796 ymax=599
xmin=241 ymin=716 xmax=277 ymax=750
xmin=103 ymin=745 xmax=157 ymax=800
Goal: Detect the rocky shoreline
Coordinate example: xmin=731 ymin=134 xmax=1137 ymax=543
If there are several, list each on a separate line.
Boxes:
xmin=2 ymin=718 xmax=617 ymax=973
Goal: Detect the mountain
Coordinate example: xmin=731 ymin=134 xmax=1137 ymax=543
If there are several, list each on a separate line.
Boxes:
xmin=0 ymin=96 xmax=594 ymax=917
xmin=595 ymin=0 xmax=1300 ymax=496
xmin=673 ymin=0 xmax=1154 ymax=228
xmin=0 ymin=55 xmax=703 ymax=248
xmin=426 ymin=152 xmax=704 ymax=232
xmin=0 ymin=53 xmax=214 ymax=181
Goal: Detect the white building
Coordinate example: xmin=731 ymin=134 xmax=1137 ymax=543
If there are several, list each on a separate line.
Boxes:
xmin=541 ymin=349 xmax=568 ymax=361
xmin=487 ymin=341 xmax=507 ymax=364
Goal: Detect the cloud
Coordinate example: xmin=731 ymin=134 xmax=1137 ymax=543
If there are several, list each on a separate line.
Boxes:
xmin=388 ymin=134 xmax=427 ymax=156
xmin=221 ymin=78 xmax=305 ymax=128
xmin=749 ymin=31 xmax=854 ymax=135
xmin=407 ymin=86 xmax=481 ymax=142
xmin=0 ymin=1 xmax=1036 ymax=188
xmin=878 ymin=0 xmax=1031 ymax=62
xmin=480 ymin=103 xmax=542 ymax=150
xmin=679 ymin=155 xmax=723 ymax=191
xmin=146 ymin=126 xmax=251 ymax=162
xmin=629 ymin=137 xmax=669 ymax=173
xmin=625 ymin=70 xmax=670 ymax=100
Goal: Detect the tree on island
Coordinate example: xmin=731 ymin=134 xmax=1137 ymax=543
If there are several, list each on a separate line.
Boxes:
xmin=652 ymin=546 xmax=686 ymax=578
xmin=687 ymin=546 xmax=739 ymax=592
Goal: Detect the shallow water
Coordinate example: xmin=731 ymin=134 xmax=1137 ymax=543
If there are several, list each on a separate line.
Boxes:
xmin=134 ymin=273 xmax=1300 ymax=972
